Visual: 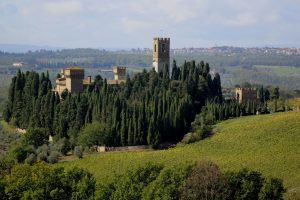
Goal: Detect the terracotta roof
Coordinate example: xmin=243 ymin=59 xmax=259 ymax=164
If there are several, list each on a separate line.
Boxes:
xmin=64 ymin=66 xmax=84 ymax=71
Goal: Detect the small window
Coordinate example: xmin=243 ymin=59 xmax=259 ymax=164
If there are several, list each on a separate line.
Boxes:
xmin=154 ymin=44 xmax=156 ymax=52
xmin=162 ymin=44 xmax=166 ymax=52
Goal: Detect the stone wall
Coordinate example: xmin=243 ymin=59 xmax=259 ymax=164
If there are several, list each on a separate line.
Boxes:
xmin=97 ymin=145 xmax=152 ymax=153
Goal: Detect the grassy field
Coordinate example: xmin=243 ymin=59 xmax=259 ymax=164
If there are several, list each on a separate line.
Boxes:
xmin=254 ymin=65 xmax=300 ymax=77
xmin=287 ymin=98 xmax=300 ymax=108
xmin=59 ymin=112 xmax=300 ymax=197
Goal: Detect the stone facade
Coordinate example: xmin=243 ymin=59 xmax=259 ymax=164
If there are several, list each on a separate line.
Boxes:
xmin=235 ymin=88 xmax=257 ymax=104
xmin=113 ymin=66 xmax=126 ymax=81
xmin=107 ymin=66 xmax=126 ymax=85
xmin=153 ymin=37 xmax=170 ymax=72
xmin=55 ymin=67 xmax=93 ymax=95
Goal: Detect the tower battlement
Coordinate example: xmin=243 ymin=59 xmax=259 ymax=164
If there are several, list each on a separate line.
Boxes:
xmin=236 ymin=88 xmax=257 ymax=92
xmin=154 ymin=37 xmax=170 ymax=42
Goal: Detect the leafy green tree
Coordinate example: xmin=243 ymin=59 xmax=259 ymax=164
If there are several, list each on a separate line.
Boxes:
xmin=104 ymin=163 xmax=163 ymax=200
xmin=64 ymin=167 xmax=96 ymax=200
xmin=77 ymin=122 xmax=107 ymax=147
xmin=4 ymin=162 xmax=96 ymax=200
xmin=259 ymin=178 xmax=285 ymax=200
xmin=142 ymin=165 xmax=191 ymax=200
xmin=24 ymin=128 xmax=48 ymax=148
xmin=226 ymin=168 xmax=263 ymax=200
xmin=180 ymin=161 xmax=229 ymax=200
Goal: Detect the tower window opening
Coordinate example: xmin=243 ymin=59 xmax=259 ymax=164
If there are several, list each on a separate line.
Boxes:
xmin=154 ymin=44 xmax=156 ymax=52
xmin=162 ymin=44 xmax=166 ymax=52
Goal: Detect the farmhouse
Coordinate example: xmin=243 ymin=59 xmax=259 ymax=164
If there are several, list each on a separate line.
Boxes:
xmin=107 ymin=66 xmax=127 ymax=85
xmin=235 ymin=87 xmax=258 ymax=104
xmin=55 ymin=67 xmax=93 ymax=95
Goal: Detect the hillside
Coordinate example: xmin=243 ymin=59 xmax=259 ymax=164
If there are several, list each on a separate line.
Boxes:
xmin=59 ymin=112 xmax=300 ymax=197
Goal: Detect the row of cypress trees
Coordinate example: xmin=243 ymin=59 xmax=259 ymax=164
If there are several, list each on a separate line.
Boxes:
xmin=3 ymin=60 xmax=223 ymax=146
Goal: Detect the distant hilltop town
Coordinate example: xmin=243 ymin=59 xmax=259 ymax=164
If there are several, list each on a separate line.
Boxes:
xmin=128 ymin=46 xmax=300 ymax=56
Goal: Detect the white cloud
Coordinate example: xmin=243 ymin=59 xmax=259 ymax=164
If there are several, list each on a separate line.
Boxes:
xmin=44 ymin=1 xmax=82 ymax=15
xmin=226 ymin=13 xmax=257 ymax=27
xmin=265 ymin=13 xmax=280 ymax=23
xmin=121 ymin=17 xmax=147 ymax=34
xmin=157 ymin=0 xmax=203 ymax=23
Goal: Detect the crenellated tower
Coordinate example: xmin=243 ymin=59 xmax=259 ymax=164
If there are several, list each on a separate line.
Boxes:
xmin=235 ymin=87 xmax=258 ymax=104
xmin=153 ymin=37 xmax=170 ymax=73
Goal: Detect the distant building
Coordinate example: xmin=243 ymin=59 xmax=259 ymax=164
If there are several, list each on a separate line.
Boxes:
xmin=12 ymin=62 xmax=24 ymax=67
xmin=222 ymin=88 xmax=235 ymax=101
xmin=153 ymin=37 xmax=170 ymax=72
xmin=235 ymin=88 xmax=257 ymax=104
xmin=107 ymin=66 xmax=126 ymax=85
xmin=55 ymin=67 xmax=93 ymax=95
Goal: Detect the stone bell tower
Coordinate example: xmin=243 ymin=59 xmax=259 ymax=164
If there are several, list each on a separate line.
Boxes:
xmin=153 ymin=37 xmax=170 ymax=73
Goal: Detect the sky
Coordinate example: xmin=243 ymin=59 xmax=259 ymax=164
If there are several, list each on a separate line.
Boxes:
xmin=1 ymin=0 xmax=300 ymax=49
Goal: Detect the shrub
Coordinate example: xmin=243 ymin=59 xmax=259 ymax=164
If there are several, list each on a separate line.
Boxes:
xmin=59 ymin=138 xmax=71 ymax=155
xmin=77 ymin=122 xmax=107 ymax=148
xmin=49 ymin=138 xmax=71 ymax=156
xmin=181 ymin=132 xmax=201 ymax=144
xmin=24 ymin=128 xmax=48 ymax=147
xmin=37 ymin=152 xmax=48 ymax=162
xmin=259 ymin=178 xmax=285 ymax=200
xmin=74 ymin=146 xmax=83 ymax=159
xmin=25 ymin=153 xmax=37 ymax=165
xmin=47 ymin=151 xmax=61 ymax=164
xmin=8 ymin=143 xmax=35 ymax=163
xmin=226 ymin=168 xmax=263 ymax=200
xmin=36 ymin=144 xmax=49 ymax=155
xmin=0 ymin=178 xmax=7 ymax=200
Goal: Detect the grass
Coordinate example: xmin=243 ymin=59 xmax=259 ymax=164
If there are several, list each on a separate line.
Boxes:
xmin=286 ymin=98 xmax=300 ymax=108
xmin=254 ymin=65 xmax=300 ymax=77
xmin=59 ymin=112 xmax=300 ymax=197
xmin=0 ymin=120 xmax=15 ymax=134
